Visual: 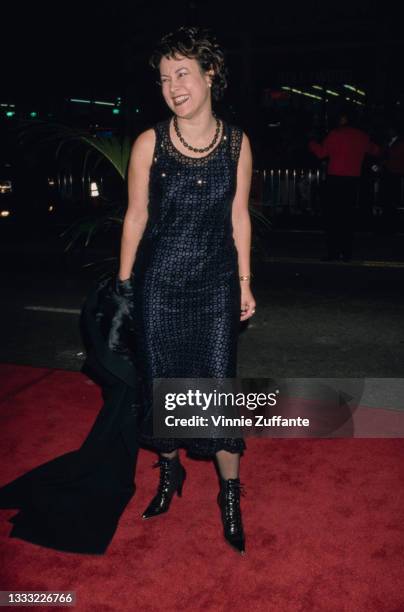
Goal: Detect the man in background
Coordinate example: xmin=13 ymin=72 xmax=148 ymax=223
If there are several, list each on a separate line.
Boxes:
xmin=309 ymin=109 xmax=381 ymax=261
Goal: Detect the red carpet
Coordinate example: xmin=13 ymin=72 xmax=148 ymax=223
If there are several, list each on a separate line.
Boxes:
xmin=0 ymin=363 xmax=403 ymax=612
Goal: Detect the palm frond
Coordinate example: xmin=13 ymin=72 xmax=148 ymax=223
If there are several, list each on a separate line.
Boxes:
xmin=15 ymin=120 xmax=131 ymax=178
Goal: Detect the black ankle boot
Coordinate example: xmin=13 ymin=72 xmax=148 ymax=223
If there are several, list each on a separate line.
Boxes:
xmin=142 ymin=455 xmax=186 ymax=520
xmin=218 ymin=478 xmax=245 ymax=554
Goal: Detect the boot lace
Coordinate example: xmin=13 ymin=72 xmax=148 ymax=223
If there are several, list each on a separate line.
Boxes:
xmin=224 ymin=481 xmax=246 ymax=534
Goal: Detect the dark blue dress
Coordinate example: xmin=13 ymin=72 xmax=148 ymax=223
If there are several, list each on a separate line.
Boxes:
xmin=133 ymin=117 xmax=246 ymax=456
xmin=0 ymin=116 xmax=246 ymax=555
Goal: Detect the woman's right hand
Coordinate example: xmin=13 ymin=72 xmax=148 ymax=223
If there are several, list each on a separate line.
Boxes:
xmin=115 ymin=275 xmax=135 ymax=299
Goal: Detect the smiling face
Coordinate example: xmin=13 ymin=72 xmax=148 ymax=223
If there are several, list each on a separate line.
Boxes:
xmin=159 ymin=54 xmax=214 ymax=118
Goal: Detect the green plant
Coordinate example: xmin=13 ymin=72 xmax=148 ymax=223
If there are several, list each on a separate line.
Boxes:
xmin=16 ymin=119 xmax=131 ymax=179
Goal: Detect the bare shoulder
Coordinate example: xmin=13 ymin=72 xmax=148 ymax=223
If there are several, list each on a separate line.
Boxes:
xmin=239 ymin=131 xmax=253 ymax=167
xmin=129 ymin=128 xmax=156 ymax=168
xmin=134 ymin=127 xmax=156 ymax=149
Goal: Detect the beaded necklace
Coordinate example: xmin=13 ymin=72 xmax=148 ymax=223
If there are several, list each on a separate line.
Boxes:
xmin=173 ymin=115 xmax=222 ymax=153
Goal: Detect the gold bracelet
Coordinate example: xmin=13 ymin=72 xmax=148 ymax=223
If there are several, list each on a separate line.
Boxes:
xmin=239 ymin=275 xmax=252 ymax=281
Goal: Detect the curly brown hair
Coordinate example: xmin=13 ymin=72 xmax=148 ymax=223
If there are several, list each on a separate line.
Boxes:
xmin=149 ymin=26 xmax=228 ymax=102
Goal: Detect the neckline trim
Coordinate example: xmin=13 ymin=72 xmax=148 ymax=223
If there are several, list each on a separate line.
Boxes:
xmin=165 ymin=116 xmax=227 ymax=161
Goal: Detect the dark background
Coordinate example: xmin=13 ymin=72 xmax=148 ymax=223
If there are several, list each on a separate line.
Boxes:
xmin=2 ymin=1 xmax=404 ymax=141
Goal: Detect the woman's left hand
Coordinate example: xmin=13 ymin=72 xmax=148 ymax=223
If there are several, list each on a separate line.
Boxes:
xmin=240 ymin=285 xmax=256 ymax=321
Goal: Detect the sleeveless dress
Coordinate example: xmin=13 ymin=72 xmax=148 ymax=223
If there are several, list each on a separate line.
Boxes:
xmin=0 ymin=116 xmax=246 ymax=554
xmin=133 ymin=116 xmax=246 ymax=456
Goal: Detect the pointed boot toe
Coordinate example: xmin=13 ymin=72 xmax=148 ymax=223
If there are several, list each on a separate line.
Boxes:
xmin=225 ymin=533 xmax=246 ymax=555
xmin=218 ymin=478 xmax=246 ymax=555
xmin=141 ymin=456 xmax=186 ymax=520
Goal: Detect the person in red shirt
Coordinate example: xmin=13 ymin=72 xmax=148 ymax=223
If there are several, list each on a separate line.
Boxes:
xmin=309 ymin=110 xmax=381 ymax=261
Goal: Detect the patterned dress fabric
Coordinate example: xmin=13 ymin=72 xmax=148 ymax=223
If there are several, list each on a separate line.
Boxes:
xmin=132 ymin=116 xmax=246 ymax=456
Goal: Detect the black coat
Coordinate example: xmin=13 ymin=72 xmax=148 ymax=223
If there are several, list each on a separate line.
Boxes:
xmin=0 ymin=276 xmax=143 ymax=554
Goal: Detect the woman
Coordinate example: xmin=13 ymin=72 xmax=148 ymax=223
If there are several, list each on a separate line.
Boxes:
xmin=118 ymin=26 xmax=255 ymax=554
xmin=0 ymin=26 xmax=255 ymax=556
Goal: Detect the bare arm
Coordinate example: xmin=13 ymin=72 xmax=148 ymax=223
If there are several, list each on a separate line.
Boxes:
xmin=232 ymin=132 xmax=256 ymax=321
xmin=118 ymin=129 xmax=155 ymax=281
xmin=232 ymin=132 xmax=253 ymax=281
